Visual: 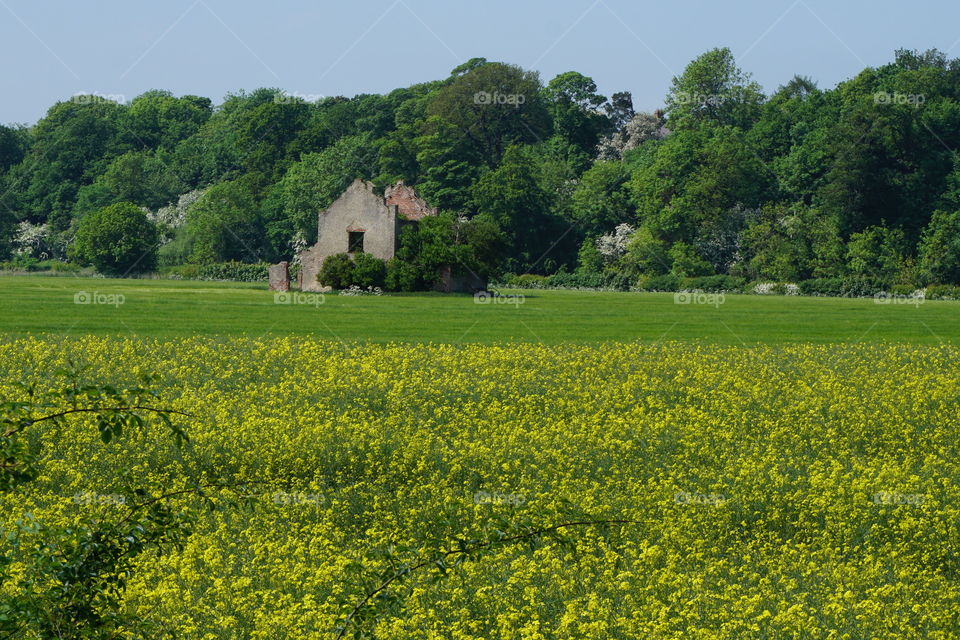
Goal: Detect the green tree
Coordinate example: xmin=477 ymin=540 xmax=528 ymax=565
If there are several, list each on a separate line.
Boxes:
xmin=412 ymin=116 xmax=484 ymax=211
xmin=628 ymin=125 xmax=773 ymax=244
xmin=70 ymin=202 xmax=159 ymax=274
xmin=668 ymin=241 xmax=713 ymax=277
xmin=472 ymin=145 xmax=562 ymax=272
xmin=917 ymin=209 xmax=960 ymax=284
xmin=541 ymin=71 xmax=610 ymax=155
xmin=169 ymin=89 xmax=291 ymax=190
xmin=739 ymin=203 xmax=811 ymax=281
xmin=665 ymin=48 xmax=764 ymax=130
xmin=262 ymin=133 xmax=379 ymax=256
xmin=318 ymin=253 xmax=355 ymax=288
xmin=351 ymin=252 xmax=388 ymax=288
xmin=846 ymin=225 xmax=907 ymax=282
xmin=604 ymin=91 xmax=635 ymax=130
xmin=185 ymin=179 xmax=264 ymax=264
xmin=620 ymin=225 xmax=671 ymax=277
xmin=233 ymin=89 xmax=311 ymax=181
xmin=17 ymin=98 xmax=129 ymax=233
xmin=77 ymin=150 xmax=184 ymax=213
xmin=427 ymin=62 xmax=550 ymax=163
xmin=121 ymin=90 xmax=212 ymax=151
xmin=571 ymin=160 xmax=635 ymax=236
xmin=0 ymin=123 xmax=28 ymax=172
xmin=391 ymin=212 xmax=505 ymax=289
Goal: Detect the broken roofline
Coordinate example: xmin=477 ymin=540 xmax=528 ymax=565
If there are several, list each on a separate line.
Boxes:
xmin=383 ymin=180 xmax=437 ymax=221
xmin=322 ymin=178 xmax=437 ymax=222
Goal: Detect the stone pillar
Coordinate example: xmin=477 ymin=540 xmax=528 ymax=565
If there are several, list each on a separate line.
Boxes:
xmin=268 ymin=261 xmax=290 ymax=291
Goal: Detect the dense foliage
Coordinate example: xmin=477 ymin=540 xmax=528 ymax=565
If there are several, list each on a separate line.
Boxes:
xmin=70 ymin=202 xmax=159 ymax=275
xmin=3 ymin=49 xmax=960 ymax=287
xmin=0 ymin=363 xmax=191 ymax=637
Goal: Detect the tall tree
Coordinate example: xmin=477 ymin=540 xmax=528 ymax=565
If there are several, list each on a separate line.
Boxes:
xmin=665 ymin=47 xmax=764 ymax=130
xmin=541 ymin=71 xmax=609 ymax=155
xmin=427 ymin=62 xmax=550 ymax=164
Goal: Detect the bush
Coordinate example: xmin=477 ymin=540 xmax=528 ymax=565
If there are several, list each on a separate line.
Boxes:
xmin=318 ymin=254 xmax=355 ymax=289
xmin=351 ymin=253 xmax=387 ymax=288
xmin=0 ymin=256 xmax=79 ymax=273
xmin=890 ymin=284 xmax=917 ymax=297
xmin=679 ymin=275 xmax=746 ymax=292
xmin=507 ymin=274 xmax=549 ymax=288
xmin=490 ymin=271 xmax=628 ymax=290
xmin=751 ymin=282 xmax=777 ymax=295
xmin=157 ymin=230 xmax=194 ymax=267
xmin=9 ymin=256 xmax=40 ymax=272
xmin=846 ymin=226 xmax=906 ymax=282
xmin=545 ymin=271 xmax=607 ymax=289
xmin=163 ymin=264 xmax=201 ymax=280
xmin=43 ymin=260 xmax=81 ymax=273
xmin=668 ymin=241 xmax=713 ymax=278
xmin=798 ymin=278 xmax=845 ymax=297
xmin=918 ymin=209 xmax=960 ymax=284
xmin=163 ymin=262 xmax=268 ymax=282
xmin=839 ymin=276 xmax=889 ymax=298
xmin=384 ymin=258 xmax=424 ymax=292
xmin=70 ymin=202 xmax=159 ymax=275
xmin=197 ymin=262 xmax=269 ymax=282
xmin=637 ymin=274 xmax=680 ymax=291
xmin=605 ymin=272 xmax=634 ymax=291
xmin=926 ymin=284 xmax=960 ymax=300
xmin=797 ymin=277 xmax=890 ymax=298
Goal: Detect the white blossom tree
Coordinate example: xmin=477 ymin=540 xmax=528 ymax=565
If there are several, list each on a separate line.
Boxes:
xmin=596 ymin=112 xmax=669 ymax=161
xmin=596 ymin=223 xmax=636 ymax=261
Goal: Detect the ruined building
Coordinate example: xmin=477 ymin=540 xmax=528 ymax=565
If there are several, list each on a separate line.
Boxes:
xmin=295 ymin=179 xmax=484 ymax=293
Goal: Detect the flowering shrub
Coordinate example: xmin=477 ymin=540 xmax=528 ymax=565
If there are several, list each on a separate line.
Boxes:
xmin=596 ymin=223 xmax=635 ymax=261
xmin=753 ymin=282 xmax=777 ymax=295
xmin=338 ymin=285 xmax=383 ymax=296
xmin=926 ymin=284 xmax=960 ymax=300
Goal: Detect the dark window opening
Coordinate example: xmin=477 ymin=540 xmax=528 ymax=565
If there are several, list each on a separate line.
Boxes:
xmin=348 ymin=231 xmax=365 ymax=253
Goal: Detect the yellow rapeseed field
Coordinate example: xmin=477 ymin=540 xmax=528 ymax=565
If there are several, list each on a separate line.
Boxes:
xmin=1 ymin=336 xmax=958 ymax=639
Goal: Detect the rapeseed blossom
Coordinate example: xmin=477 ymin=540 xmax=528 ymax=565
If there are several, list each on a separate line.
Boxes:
xmin=0 ymin=337 xmax=957 ymax=638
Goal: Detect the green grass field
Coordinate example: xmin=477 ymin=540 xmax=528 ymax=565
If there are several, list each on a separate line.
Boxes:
xmin=0 ymin=274 xmax=956 ymax=343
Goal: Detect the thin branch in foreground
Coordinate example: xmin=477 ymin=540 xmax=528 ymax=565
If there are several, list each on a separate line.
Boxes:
xmin=2 ymin=406 xmax=194 ymax=438
xmin=335 ymin=518 xmax=645 ymax=639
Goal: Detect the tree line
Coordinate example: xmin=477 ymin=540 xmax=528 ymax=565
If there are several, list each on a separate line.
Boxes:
xmin=2 ymin=48 xmax=960 ymax=289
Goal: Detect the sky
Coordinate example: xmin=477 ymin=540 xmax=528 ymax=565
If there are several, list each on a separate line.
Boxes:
xmin=1 ymin=0 xmax=959 ymax=125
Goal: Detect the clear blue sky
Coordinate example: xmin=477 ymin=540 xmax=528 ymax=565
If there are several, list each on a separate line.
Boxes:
xmin=2 ymin=0 xmax=958 ymax=125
